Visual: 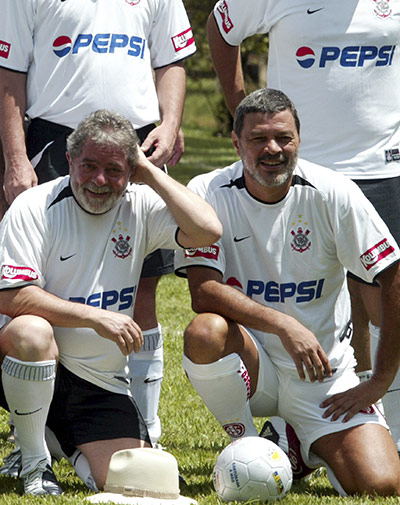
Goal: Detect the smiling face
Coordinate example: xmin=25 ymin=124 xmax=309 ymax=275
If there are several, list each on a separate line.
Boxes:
xmin=232 ymin=109 xmax=300 ymax=202
xmin=68 ymin=139 xmax=132 ymax=214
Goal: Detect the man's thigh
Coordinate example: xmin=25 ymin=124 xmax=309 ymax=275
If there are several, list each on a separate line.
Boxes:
xmin=78 ymin=437 xmax=150 ymax=490
xmin=277 ymin=361 xmax=387 ymax=467
xmin=312 ymin=423 xmax=400 ymax=495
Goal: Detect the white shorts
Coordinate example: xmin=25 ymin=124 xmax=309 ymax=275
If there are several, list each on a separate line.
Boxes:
xmin=246 ymin=329 xmax=388 ymax=468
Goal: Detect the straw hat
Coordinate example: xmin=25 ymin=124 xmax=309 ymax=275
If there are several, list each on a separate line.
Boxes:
xmin=86 ymin=448 xmax=198 ymax=505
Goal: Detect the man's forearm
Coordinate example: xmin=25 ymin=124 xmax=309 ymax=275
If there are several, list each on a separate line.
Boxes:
xmin=155 ymin=62 xmax=186 ymax=134
xmin=0 ymin=68 xmax=38 ymax=203
xmin=0 ymin=285 xmax=100 ymax=329
xmin=0 ymin=285 xmax=143 ymax=354
xmin=0 ymin=68 xmax=28 ymax=164
xmin=137 ymin=161 xmax=222 ymax=248
xmin=206 ymin=13 xmax=246 ymax=116
xmin=373 ymin=265 xmax=400 ymax=388
xmin=189 ymin=273 xmax=306 ymax=340
xmin=187 ymin=268 xmax=331 ymax=380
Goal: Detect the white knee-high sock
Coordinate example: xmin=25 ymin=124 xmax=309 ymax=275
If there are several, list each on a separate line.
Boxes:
xmin=370 ymin=322 xmax=400 ymax=451
xmin=1 ymin=356 xmax=55 ymax=474
xmin=326 ymin=465 xmax=348 ymax=496
xmin=69 ymin=450 xmax=98 ymax=491
xmin=183 ymin=353 xmax=258 ymax=440
xmin=268 ymin=416 xmax=289 ymax=453
xmin=129 ymin=324 xmax=163 ymax=445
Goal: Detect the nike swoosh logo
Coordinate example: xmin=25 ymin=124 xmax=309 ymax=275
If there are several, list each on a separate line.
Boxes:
xmin=60 ymin=254 xmax=76 ymax=261
xmin=15 ymin=407 xmax=42 ymax=416
xmin=234 ymin=236 xmax=251 ymax=243
xmin=307 ymin=7 xmax=324 ymax=14
xmin=144 ymin=377 xmax=161 ymax=384
xmin=114 ymin=376 xmax=130 ymax=384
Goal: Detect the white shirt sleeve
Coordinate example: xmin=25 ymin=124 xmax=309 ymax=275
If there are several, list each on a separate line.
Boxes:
xmin=174 ymin=175 xmax=226 ymax=277
xmin=0 ymin=0 xmax=35 ymax=72
xmin=329 ymin=176 xmax=400 ymax=283
xmin=149 ymin=0 xmax=196 ymax=69
xmin=212 ymin=0 xmax=272 ymax=46
xmin=0 ymin=191 xmax=47 ymax=290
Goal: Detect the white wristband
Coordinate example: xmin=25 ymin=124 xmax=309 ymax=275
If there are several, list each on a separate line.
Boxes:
xmin=356 ymin=369 xmax=372 ymax=382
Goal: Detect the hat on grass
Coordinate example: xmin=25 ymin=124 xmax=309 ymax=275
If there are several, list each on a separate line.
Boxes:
xmin=86 ymin=448 xmax=198 ymax=505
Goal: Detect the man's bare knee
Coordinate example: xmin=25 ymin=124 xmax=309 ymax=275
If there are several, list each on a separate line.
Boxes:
xmin=184 ymin=313 xmax=230 ymax=363
xmin=314 ymin=425 xmax=400 ymax=497
xmin=361 ymin=473 xmax=400 ymax=497
xmin=345 ymin=465 xmax=400 ymax=497
xmin=2 ymin=315 xmax=58 ymax=361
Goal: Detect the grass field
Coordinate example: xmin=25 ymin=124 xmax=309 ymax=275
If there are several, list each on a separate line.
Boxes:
xmin=0 ymin=81 xmax=398 ymax=504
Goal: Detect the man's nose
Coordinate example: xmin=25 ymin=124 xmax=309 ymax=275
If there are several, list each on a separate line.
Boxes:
xmin=91 ymin=168 xmax=107 ymax=185
xmin=263 ymin=139 xmax=281 ymax=154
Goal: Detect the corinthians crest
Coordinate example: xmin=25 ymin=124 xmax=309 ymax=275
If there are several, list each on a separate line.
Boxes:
xmin=111 ymin=233 xmax=132 ymax=259
xmin=290 ymin=226 xmax=311 ymax=253
xmin=371 ymin=0 xmax=392 ymax=18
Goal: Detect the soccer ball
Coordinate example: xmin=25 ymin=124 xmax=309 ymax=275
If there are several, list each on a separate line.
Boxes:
xmin=213 ymin=436 xmax=293 ymax=502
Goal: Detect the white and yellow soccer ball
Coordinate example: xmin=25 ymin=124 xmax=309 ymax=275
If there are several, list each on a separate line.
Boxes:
xmin=213 ymin=436 xmax=293 ymax=502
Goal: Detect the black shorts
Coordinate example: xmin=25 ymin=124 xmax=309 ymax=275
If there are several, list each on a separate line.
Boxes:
xmin=0 ymin=363 xmax=150 ymax=457
xmin=348 ymin=176 xmax=400 ymax=285
xmin=47 ymin=364 xmax=150 ymax=457
xmin=26 ymin=118 xmax=174 ymax=277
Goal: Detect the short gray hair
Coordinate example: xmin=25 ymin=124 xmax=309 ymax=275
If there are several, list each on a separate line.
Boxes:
xmin=66 ymin=109 xmax=139 ymax=171
xmin=233 ymin=88 xmax=300 ymax=137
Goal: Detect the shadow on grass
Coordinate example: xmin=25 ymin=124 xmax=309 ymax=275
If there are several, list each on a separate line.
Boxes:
xmin=0 ymin=475 xmax=22 ymax=495
xmin=292 ymin=477 xmax=338 ymax=498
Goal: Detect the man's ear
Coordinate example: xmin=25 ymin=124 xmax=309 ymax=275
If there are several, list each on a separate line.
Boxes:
xmin=231 ymin=131 xmax=241 ymax=157
xmin=66 ymin=152 xmax=74 ymax=175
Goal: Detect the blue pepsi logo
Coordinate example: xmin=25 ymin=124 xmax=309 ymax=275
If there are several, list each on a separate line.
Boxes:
xmin=296 ymin=46 xmax=315 ymax=68
xmin=246 ymin=279 xmax=325 ymax=303
xmin=296 ymin=45 xmax=396 ymax=68
xmin=52 ymin=33 xmax=147 ymax=58
xmin=53 ymin=36 xmax=72 ymax=57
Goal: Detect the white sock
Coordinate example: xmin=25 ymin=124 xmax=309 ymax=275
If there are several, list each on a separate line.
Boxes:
xmin=326 ymin=465 xmax=348 ymax=496
xmin=129 ymin=324 xmax=163 ymax=445
xmin=69 ymin=450 xmax=98 ymax=491
xmin=382 ymin=388 xmax=400 ymax=452
xmin=45 ymin=426 xmax=66 ymax=461
xmin=183 ymin=353 xmax=258 ymax=440
xmin=1 ymin=356 xmax=55 ymax=474
xmin=370 ymin=322 xmax=400 ymax=450
xmin=268 ymin=416 xmax=289 ymax=453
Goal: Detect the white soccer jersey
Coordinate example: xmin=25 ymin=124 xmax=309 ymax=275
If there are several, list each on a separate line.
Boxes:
xmin=213 ymin=0 xmax=400 ymax=179
xmin=0 ymin=177 xmax=180 ymax=394
xmin=0 ymin=0 xmax=196 ymax=129
xmin=175 ymin=160 xmax=400 ymax=376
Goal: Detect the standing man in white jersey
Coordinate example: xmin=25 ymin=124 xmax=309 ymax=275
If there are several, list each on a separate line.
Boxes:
xmin=0 ymin=109 xmax=221 ymax=495
xmin=0 ymin=0 xmax=196 ymax=448
xmin=175 ymin=89 xmax=400 ymax=497
xmin=206 ymin=0 xmax=400 ymax=452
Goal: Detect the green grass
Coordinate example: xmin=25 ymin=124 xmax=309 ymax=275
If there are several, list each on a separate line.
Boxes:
xmin=174 ymin=78 xmax=238 ymax=185
xmin=0 ymin=81 xmax=398 ymax=504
